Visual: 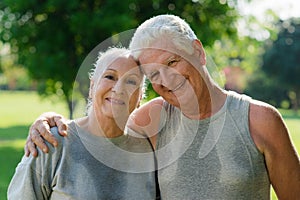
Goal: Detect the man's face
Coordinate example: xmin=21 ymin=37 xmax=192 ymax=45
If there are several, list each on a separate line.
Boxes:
xmin=138 ymin=39 xmax=204 ymax=111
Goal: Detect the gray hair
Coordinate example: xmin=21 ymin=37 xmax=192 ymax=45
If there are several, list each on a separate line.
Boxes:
xmin=129 ymin=14 xmax=197 ymax=59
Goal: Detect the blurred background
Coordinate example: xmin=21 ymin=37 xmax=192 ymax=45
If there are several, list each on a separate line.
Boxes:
xmin=0 ymin=0 xmax=299 ymax=199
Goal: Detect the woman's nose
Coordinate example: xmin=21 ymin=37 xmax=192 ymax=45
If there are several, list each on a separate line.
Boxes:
xmin=112 ymin=80 xmax=124 ymax=94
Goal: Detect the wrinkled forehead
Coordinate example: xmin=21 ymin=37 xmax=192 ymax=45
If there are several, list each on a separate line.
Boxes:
xmin=137 ymin=42 xmax=182 ymax=65
xmin=107 ymin=56 xmax=142 ymax=76
xmin=93 ymin=55 xmax=142 ymax=81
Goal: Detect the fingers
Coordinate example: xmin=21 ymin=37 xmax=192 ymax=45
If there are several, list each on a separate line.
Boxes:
xmin=25 ymin=113 xmax=67 ymax=158
xmin=25 ymin=113 xmax=66 ymax=157
xmin=54 ymin=116 xmax=68 ymax=136
xmin=25 ymin=135 xmax=38 ymax=157
xmin=39 ymin=112 xmax=68 ymax=136
xmin=30 ymin=127 xmax=50 ymax=152
xmin=47 ymin=114 xmax=57 ymax=127
xmin=37 ymin=119 xmax=58 ymax=147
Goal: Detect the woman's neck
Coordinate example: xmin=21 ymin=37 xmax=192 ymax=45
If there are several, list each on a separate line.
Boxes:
xmin=76 ymin=113 xmax=124 ymax=138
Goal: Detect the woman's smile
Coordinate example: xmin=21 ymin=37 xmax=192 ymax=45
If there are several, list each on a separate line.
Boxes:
xmin=106 ymin=97 xmax=125 ymax=105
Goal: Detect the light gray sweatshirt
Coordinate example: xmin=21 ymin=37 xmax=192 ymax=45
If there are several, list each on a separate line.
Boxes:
xmin=8 ymin=121 xmax=156 ymax=200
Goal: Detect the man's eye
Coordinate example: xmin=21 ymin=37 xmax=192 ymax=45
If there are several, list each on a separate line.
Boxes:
xmin=167 ymin=60 xmax=178 ymax=66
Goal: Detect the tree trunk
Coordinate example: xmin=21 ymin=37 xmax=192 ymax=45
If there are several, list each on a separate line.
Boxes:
xmin=68 ymin=100 xmax=73 ymax=119
xmin=66 ymin=96 xmax=76 ymax=120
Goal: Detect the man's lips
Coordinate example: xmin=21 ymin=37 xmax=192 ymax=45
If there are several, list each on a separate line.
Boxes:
xmin=106 ymin=97 xmax=125 ymax=105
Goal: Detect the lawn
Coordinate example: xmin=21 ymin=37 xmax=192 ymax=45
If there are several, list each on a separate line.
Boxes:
xmin=0 ymin=90 xmax=69 ymax=199
xmin=0 ymin=91 xmax=299 ymax=199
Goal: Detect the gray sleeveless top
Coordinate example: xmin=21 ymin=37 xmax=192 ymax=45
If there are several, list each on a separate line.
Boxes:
xmin=156 ymin=91 xmax=270 ymax=199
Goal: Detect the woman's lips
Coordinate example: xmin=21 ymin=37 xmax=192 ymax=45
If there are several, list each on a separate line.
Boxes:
xmin=106 ymin=97 xmax=125 ymax=105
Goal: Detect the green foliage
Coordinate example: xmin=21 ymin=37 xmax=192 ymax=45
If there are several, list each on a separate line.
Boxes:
xmin=262 ymin=18 xmax=300 ymax=110
xmin=206 ymin=35 xmax=264 ymax=73
xmin=0 ymin=0 xmax=239 ymax=117
xmin=142 ymin=79 xmax=159 ymax=102
xmin=244 ymin=72 xmax=289 ymax=108
xmin=131 ymin=0 xmax=239 ymax=46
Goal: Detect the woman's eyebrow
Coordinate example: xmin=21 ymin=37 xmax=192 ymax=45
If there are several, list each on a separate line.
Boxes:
xmin=106 ymin=67 xmax=141 ymax=77
xmin=105 ymin=68 xmax=117 ymax=72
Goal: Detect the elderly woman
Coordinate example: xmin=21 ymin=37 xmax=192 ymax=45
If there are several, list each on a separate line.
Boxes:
xmin=8 ymin=47 xmax=157 ymax=199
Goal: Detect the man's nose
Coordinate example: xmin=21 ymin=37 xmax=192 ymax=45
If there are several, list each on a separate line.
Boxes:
xmin=158 ymin=68 xmax=185 ymax=91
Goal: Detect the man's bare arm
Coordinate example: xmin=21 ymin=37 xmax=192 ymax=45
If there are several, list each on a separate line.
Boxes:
xmin=249 ymin=101 xmax=300 ymax=199
xmin=127 ymin=97 xmax=164 ymax=148
xmin=25 ymin=112 xmax=68 ymax=157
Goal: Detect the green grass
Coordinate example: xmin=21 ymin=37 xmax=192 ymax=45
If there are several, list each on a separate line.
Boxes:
xmin=0 ymin=90 xmax=69 ymax=127
xmin=0 ymin=91 xmax=299 ymax=200
xmin=0 ymin=90 xmax=69 ymax=199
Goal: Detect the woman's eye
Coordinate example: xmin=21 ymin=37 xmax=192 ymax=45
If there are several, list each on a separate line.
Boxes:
xmin=126 ymin=79 xmax=137 ymax=85
xmin=104 ymin=74 xmax=115 ymax=80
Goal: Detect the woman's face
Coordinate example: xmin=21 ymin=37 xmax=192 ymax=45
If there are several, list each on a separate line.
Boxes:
xmin=92 ymin=56 xmax=143 ymax=122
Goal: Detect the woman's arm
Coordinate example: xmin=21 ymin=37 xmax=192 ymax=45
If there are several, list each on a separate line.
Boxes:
xmin=9 ymin=127 xmax=63 ymax=199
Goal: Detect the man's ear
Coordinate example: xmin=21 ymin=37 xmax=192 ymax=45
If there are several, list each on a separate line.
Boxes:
xmin=192 ymin=39 xmax=206 ymax=65
xmin=89 ymin=80 xmax=94 ymax=99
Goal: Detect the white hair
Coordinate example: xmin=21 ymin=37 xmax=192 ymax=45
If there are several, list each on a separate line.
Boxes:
xmin=129 ymin=14 xmax=198 ymax=59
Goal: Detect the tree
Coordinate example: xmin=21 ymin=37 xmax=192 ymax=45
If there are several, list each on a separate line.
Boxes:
xmin=262 ymin=18 xmax=300 ymax=111
xmin=0 ymin=0 xmax=239 ymax=118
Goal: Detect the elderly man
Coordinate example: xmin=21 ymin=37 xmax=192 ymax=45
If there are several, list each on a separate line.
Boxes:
xmin=25 ymin=14 xmax=300 ymax=199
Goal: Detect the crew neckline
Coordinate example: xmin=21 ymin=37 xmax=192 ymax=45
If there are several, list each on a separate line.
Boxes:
xmin=69 ymin=121 xmax=129 ymax=146
xmin=179 ymin=93 xmax=230 ymax=125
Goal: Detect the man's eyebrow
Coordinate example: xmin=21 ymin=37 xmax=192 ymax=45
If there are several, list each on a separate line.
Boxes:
xmin=166 ymin=55 xmax=180 ymax=63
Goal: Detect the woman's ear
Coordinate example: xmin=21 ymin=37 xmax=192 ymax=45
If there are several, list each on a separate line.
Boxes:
xmin=192 ymin=39 xmax=206 ymax=65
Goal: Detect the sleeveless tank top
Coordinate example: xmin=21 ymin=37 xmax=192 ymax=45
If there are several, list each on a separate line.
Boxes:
xmin=155 ymin=91 xmax=270 ymax=199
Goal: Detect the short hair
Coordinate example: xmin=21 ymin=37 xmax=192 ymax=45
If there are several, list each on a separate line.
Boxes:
xmin=129 ymin=14 xmax=198 ymax=59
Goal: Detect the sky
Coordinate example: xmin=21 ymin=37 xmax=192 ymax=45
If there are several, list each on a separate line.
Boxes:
xmin=237 ymin=0 xmax=300 ymax=40
xmin=238 ymin=0 xmax=300 ymax=20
